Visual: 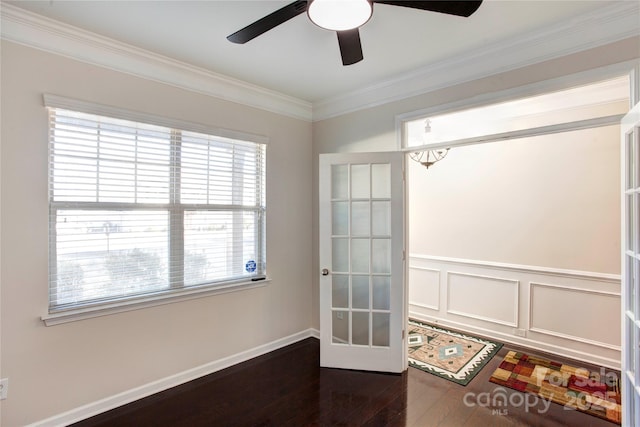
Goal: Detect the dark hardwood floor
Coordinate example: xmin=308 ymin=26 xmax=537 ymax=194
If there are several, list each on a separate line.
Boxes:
xmin=72 ymin=337 xmax=618 ymax=427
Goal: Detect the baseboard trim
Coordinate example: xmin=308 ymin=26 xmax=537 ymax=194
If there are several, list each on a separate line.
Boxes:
xmin=28 ymin=328 xmax=318 ymax=427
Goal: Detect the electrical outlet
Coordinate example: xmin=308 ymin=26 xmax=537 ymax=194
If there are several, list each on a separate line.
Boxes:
xmin=0 ymin=378 xmax=8 ymax=400
xmin=514 ymin=328 xmax=526 ymax=337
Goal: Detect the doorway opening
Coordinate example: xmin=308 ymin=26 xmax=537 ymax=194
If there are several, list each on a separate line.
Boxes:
xmin=400 ymin=73 xmax=630 ymax=369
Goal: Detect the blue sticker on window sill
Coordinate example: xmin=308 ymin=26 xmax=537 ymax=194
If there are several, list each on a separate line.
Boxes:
xmin=245 ymin=260 xmax=256 ymax=273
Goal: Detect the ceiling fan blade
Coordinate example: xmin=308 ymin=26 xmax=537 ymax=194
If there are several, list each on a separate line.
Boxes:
xmin=337 ymin=29 xmax=364 ymax=66
xmin=373 ymin=1 xmax=482 ymax=17
xmin=227 ymin=0 xmax=308 ymax=44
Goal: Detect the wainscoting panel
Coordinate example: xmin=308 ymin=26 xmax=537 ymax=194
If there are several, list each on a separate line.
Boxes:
xmin=409 ymin=255 xmax=621 ymax=369
xmin=447 ymin=272 xmax=519 ymax=327
xmin=529 ymin=282 xmax=621 ymax=349
xmin=408 ymin=267 xmax=440 ymax=310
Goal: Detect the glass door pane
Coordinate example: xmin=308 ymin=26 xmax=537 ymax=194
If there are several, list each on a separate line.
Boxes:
xmin=627 ymin=132 xmax=635 ymax=190
xmin=330 ymin=162 xmax=393 ymax=348
xmin=351 ymin=164 xmax=370 ymax=199
xmin=351 ymin=202 xmax=370 ymax=236
xmin=628 ymin=195 xmax=636 ymax=252
xmin=352 ymin=312 xmax=370 ymax=346
xmin=332 ymin=311 xmax=349 ymax=344
xmin=332 ymin=202 xmax=349 ymax=235
xmin=332 ymin=165 xmax=349 ymax=199
xmin=371 ymin=163 xmax=391 ymax=198
xmin=373 ymin=313 xmax=390 ymax=346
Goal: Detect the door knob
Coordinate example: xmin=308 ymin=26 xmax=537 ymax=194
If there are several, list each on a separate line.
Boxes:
xmin=321 ymin=268 xmax=330 ymax=276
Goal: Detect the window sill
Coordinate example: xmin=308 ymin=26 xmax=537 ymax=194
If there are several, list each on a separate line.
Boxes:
xmin=41 ymin=278 xmax=270 ymax=326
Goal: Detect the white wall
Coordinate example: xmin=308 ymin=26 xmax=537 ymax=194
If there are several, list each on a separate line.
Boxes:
xmin=409 ymin=126 xmax=621 ymax=274
xmin=0 ymin=41 xmax=313 ymax=426
xmin=406 ymin=125 xmax=622 ymax=367
xmin=312 ymin=37 xmax=640 ymax=364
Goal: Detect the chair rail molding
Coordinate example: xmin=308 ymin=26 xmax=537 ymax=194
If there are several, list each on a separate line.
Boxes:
xmin=410 ymin=254 xmax=621 ymax=282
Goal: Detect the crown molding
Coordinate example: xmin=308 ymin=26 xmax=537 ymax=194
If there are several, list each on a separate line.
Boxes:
xmin=0 ymin=3 xmax=313 ymax=122
xmin=2 ymin=3 xmax=638 ymax=123
xmin=312 ymin=1 xmax=640 ymax=121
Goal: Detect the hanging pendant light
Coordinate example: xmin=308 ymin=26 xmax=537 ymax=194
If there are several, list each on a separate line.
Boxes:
xmin=409 ymin=148 xmax=450 ymax=169
xmin=307 ymin=0 xmax=373 ymax=31
xmin=409 ymin=119 xmax=451 ymax=169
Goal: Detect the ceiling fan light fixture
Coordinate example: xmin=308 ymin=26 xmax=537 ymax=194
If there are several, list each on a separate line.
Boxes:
xmin=307 ymin=0 xmax=373 ymax=31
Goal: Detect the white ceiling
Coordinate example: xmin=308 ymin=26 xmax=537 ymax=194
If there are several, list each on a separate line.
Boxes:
xmin=4 ymin=0 xmax=633 ymax=106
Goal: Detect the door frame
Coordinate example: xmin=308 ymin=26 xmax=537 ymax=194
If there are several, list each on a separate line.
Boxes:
xmin=621 ymin=100 xmax=640 ymax=425
xmin=396 ymin=64 xmax=638 ymax=370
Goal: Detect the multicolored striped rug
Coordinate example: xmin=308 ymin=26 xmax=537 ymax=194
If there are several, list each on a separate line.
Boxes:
xmin=489 ymin=350 xmax=621 ymax=424
xmin=408 ymin=319 xmax=503 ymax=386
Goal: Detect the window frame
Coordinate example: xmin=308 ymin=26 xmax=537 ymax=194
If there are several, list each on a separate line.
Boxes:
xmin=42 ymin=94 xmax=269 ymax=326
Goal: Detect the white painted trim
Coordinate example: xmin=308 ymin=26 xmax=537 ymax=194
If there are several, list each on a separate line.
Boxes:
xmin=408 ymin=256 xmax=623 ymax=369
xmin=409 ymin=301 xmax=439 ymax=312
xmin=2 ymin=2 xmax=638 ymax=122
xmin=409 ymin=265 xmax=439 ymax=273
xmin=395 ymin=61 xmax=638 ymax=151
xmin=528 ymin=281 xmax=621 ymax=351
xmin=621 ymin=103 xmax=640 ymax=425
xmin=446 ymin=271 xmax=519 ymax=328
xmin=410 ymin=254 xmax=621 ymax=283
xmin=0 ymin=4 xmax=313 ymax=122
xmin=27 ymin=328 xmax=318 ymax=427
xmin=529 ymin=280 xmax=621 ymax=298
xmin=528 ymin=325 xmax=621 ymax=352
xmin=395 ymin=61 xmax=637 ymax=125
xmin=631 ymin=63 xmax=640 ymax=106
xmin=42 ymin=279 xmax=270 ymax=326
xmin=331 ymin=336 xmax=349 ymax=345
xmin=408 ymin=265 xmax=440 ymax=311
xmin=314 ymin=2 xmax=640 ymax=121
xmin=319 ymin=152 xmax=405 ymax=373
xmin=402 ymin=115 xmax=624 ymax=153
xmin=408 ymin=311 xmax=621 ymax=370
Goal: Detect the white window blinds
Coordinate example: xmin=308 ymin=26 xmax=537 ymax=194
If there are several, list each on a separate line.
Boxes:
xmin=48 ymin=107 xmax=266 ymax=311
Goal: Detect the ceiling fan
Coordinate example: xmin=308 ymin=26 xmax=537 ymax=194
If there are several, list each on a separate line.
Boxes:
xmin=227 ymin=0 xmax=483 ymax=66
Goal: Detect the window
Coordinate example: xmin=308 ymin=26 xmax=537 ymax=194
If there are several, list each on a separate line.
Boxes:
xmin=47 ymin=105 xmax=266 ymax=313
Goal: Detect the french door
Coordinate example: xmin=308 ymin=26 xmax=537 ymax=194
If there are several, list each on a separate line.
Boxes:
xmin=319 ymin=152 xmax=406 ymax=373
xmin=622 ymin=102 xmax=640 ymax=424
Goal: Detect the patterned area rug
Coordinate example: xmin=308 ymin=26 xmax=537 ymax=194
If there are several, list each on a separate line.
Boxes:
xmin=408 ymin=319 xmax=503 ymax=386
xmin=489 ymin=350 xmax=621 ymax=424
